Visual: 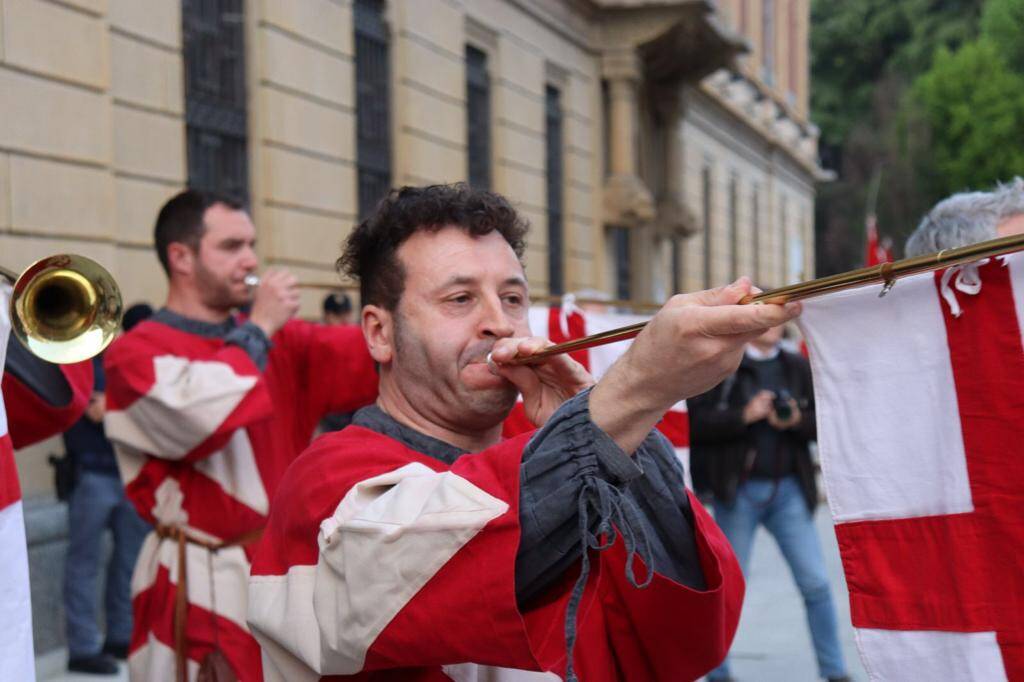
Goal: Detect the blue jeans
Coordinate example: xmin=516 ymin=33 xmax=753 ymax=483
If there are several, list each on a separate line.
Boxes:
xmin=708 ymin=476 xmax=846 ymax=680
xmin=64 ymin=469 xmax=149 ymax=657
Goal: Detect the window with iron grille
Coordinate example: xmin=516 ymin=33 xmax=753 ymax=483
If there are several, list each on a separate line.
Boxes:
xmin=182 ymin=0 xmax=248 ymax=203
xmin=466 ymin=46 xmax=491 ymax=189
xmin=355 ymin=0 xmax=391 ymax=219
xmin=702 ymin=163 xmax=713 ymax=288
xmin=546 ymin=85 xmax=564 ymax=295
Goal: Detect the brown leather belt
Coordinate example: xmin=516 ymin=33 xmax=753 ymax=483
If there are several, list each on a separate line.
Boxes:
xmin=154 ymin=524 xmax=263 ymax=682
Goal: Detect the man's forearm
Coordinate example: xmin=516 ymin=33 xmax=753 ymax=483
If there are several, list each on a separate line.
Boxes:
xmin=588 ymin=355 xmax=673 ymax=456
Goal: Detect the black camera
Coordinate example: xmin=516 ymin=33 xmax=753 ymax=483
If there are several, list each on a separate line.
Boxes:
xmin=773 ymin=389 xmax=793 ymax=421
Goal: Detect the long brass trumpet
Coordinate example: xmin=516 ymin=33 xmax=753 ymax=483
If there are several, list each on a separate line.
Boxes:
xmin=0 ymin=255 xmax=123 ymax=364
xmin=500 ymin=231 xmax=1024 ymax=366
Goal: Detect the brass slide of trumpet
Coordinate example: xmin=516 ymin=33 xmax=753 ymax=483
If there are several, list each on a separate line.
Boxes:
xmin=498 ymin=231 xmax=1024 ymax=366
xmin=0 ymin=255 xmax=123 ymax=364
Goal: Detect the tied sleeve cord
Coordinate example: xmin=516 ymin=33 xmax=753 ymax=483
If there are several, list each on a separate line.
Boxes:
xmin=563 ymin=475 xmax=654 ymax=682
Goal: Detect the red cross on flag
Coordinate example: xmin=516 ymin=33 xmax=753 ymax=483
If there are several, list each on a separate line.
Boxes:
xmin=799 ymin=253 xmax=1024 ymax=680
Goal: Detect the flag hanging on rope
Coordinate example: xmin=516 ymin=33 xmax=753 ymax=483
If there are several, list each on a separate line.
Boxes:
xmin=0 ymin=284 xmax=36 ymax=682
xmin=798 ymin=252 xmax=1024 ymax=681
xmin=503 ymin=301 xmax=691 ymax=486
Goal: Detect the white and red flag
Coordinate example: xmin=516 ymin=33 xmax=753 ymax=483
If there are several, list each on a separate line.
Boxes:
xmin=799 ymin=253 xmax=1024 ymax=680
xmin=0 ymin=283 xmax=36 ymax=682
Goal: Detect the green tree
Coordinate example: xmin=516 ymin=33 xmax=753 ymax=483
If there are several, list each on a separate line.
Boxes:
xmin=911 ymin=40 xmax=1024 ymax=197
xmin=810 ymin=0 xmax=991 ymax=273
xmin=981 ymin=0 xmax=1024 ymax=72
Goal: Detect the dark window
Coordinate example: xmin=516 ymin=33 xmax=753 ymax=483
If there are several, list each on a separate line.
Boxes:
xmin=729 ymin=174 xmax=739 ymax=280
xmin=182 ymin=0 xmax=248 ymax=202
xmin=702 ymin=164 xmax=713 ymax=288
xmin=612 ymin=227 xmax=631 ymax=301
xmin=752 ymin=185 xmax=761 ymax=283
xmin=466 ymin=46 xmax=491 ymax=189
xmin=545 ymin=85 xmax=564 ymax=295
xmin=355 ymin=0 xmax=391 ymax=219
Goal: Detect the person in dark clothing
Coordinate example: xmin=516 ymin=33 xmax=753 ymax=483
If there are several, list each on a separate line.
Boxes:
xmin=62 ymin=304 xmax=152 ymax=676
xmin=689 ymin=324 xmax=850 ymax=682
xmin=322 ymin=291 xmax=353 ymax=325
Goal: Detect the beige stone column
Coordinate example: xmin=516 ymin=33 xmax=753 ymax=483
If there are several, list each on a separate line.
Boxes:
xmin=601 ymin=48 xmax=654 ymax=229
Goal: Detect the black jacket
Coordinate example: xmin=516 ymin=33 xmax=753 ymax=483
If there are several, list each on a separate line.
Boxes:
xmin=688 ymin=348 xmax=819 ymax=511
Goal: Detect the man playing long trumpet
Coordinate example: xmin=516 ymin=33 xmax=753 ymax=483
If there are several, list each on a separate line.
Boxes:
xmin=247 ymin=184 xmax=801 ymax=681
xmin=102 ymin=189 xmax=380 ymax=681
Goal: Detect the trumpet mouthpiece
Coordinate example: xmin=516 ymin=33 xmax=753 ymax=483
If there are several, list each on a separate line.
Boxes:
xmin=244 ymin=274 xmax=260 ymax=288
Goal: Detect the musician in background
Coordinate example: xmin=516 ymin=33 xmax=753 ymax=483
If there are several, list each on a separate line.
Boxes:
xmin=247 ymin=184 xmax=800 ymax=681
xmin=102 ymin=189 xmax=378 ymax=682
xmin=322 ymin=291 xmax=354 ymax=325
xmin=60 ymin=303 xmax=153 ymax=676
xmin=905 ymin=176 xmax=1024 ymax=256
xmin=319 ymin=292 xmax=357 ymax=432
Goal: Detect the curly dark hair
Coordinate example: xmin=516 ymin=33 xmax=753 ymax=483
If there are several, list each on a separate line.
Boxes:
xmin=337 ymin=184 xmax=529 ymax=310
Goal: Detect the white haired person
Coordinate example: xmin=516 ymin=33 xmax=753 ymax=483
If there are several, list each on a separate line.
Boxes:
xmin=905 ymin=177 xmax=1024 ymax=256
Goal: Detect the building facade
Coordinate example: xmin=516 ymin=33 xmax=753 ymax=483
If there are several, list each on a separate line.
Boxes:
xmin=0 ymin=0 xmax=823 ymax=661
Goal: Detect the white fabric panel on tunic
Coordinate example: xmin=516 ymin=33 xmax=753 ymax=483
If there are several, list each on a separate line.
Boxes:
xmin=105 ymin=354 xmax=257 ymax=459
xmin=195 ymin=429 xmax=269 ymax=515
xmin=249 ymin=463 xmax=508 ymax=679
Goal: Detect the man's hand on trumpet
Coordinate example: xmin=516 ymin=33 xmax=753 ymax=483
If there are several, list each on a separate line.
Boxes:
xmin=588 ymin=277 xmax=801 ymax=456
xmin=248 ymin=268 xmax=300 ymax=338
xmin=487 ymin=336 xmax=595 ymax=428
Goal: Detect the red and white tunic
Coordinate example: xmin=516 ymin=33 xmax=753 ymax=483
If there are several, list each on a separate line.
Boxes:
xmin=0 ymin=284 xmax=93 ymax=681
xmin=104 ymin=315 xmax=378 ymax=681
xmin=248 ymin=411 xmax=744 ymax=681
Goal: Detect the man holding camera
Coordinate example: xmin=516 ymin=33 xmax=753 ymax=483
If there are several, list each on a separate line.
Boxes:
xmin=688 ymin=324 xmax=850 ymax=682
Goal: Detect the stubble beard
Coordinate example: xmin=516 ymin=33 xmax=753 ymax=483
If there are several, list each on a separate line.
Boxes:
xmin=195 ymin=260 xmax=248 ymax=312
xmin=392 ymin=313 xmax=518 ymax=429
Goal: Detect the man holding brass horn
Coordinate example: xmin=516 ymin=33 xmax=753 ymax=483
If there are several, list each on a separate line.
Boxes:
xmin=247 ymin=184 xmax=800 ymax=681
xmin=102 ymin=189 xmax=379 ymax=682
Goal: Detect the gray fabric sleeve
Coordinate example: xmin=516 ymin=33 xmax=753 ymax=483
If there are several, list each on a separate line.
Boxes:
xmin=623 ymin=429 xmax=707 ymax=590
xmin=223 ymin=321 xmax=272 ymax=371
xmin=514 ymin=389 xmax=706 ymax=606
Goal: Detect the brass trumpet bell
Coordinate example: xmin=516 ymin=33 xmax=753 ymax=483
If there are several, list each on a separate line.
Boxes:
xmin=2 ymin=255 xmax=123 ymax=364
